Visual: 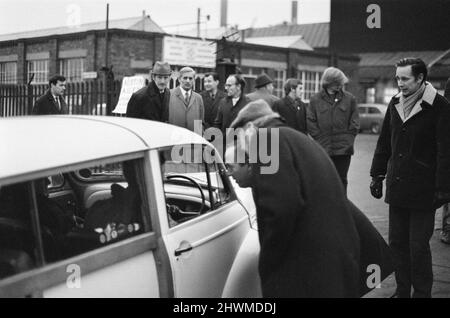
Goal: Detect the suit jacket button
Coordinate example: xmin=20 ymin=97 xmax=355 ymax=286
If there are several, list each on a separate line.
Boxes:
xmin=395 ymin=177 xmax=400 ymax=181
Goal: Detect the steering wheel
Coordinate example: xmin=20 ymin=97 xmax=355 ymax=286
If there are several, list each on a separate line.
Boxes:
xmin=165 ymin=175 xmax=206 ymax=214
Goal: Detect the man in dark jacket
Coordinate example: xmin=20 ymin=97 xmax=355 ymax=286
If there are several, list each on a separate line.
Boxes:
xmin=370 ymin=58 xmax=450 ymax=298
xmin=228 ymin=99 xmax=378 ymax=297
xmin=213 ymin=74 xmax=250 ymax=134
xmin=200 ymin=72 xmax=226 ymax=128
xmin=272 ymin=78 xmax=307 ymax=134
xmin=32 ymin=74 xmax=68 ymax=115
xmin=126 ymin=61 xmax=171 ymax=121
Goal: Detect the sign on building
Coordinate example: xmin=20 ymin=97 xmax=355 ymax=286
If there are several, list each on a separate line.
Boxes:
xmin=162 ymin=36 xmax=217 ymax=69
xmin=113 ymin=76 xmax=146 ymax=114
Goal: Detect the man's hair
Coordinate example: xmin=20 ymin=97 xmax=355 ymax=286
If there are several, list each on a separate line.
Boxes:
xmin=179 ymin=66 xmax=195 ymax=78
xmin=396 ymin=58 xmax=428 ymax=83
xmin=229 ymin=74 xmax=246 ymax=95
xmin=204 ymin=72 xmax=219 ymax=81
xmin=284 ymin=78 xmax=301 ymax=96
xmin=49 ymin=75 xmax=66 ymax=86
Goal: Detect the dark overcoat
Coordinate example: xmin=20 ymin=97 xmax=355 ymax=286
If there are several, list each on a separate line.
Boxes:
xmin=125 ymin=80 xmax=170 ymax=122
xmin=200 ymin=89 xmax=226 ymax=128
xmin=32 ymin=90 xmax=68 ymax=115
xmin=370 ymin=84 xmax=450 ymax=209
xmin=250 ymin=118 xmax=361 ymax=297
xmin=213 ymin=95 xmax=250 ymax=134
xmin=272 ymin=96 xmax=308 ymax=134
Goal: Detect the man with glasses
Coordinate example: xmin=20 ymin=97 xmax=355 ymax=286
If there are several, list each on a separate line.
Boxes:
xmin=213 ymin=74 xmax=250 ymax=135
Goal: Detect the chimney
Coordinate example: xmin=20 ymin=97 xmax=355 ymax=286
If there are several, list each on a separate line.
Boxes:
xmin=142 ymin=10 xmax=146 ymax=31
xmin=220 ymin=0 xmax=228 ymax=27
xmin=291 ymin=0 xmax=298 ymax=25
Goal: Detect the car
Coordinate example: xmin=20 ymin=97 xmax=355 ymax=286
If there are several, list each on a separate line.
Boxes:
xmin=0 ymin=115 xmax=260 ymax=298
xmin=357 ymin=103 xmax=387 ymax=134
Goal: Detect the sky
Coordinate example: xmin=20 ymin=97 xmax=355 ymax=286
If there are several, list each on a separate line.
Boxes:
xmin=0 ymin=0 xmax=330 ymax=35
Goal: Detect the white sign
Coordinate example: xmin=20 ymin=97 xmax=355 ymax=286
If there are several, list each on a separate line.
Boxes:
xmin=113 ymin=76 xmax=146 ymax=114
xmin=163 ymin=36 xmax=217 ymax=69
xmin=82 ymin=72 xmax=98 ymax=79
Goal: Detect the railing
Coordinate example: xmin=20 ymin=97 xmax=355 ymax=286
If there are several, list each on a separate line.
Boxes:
xmin=0 ymin=75 xmax=205 ymax=118
xmin=0 ymin=80 xmax=121 ymax=117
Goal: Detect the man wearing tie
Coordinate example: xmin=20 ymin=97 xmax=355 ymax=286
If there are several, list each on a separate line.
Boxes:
xmin=32 ymin=75 xmax=68 ymax=115
xmin=200 ymin=72 xmax=226 ymax=128
xmin=168 ymin=66 xmax=204 ymax=132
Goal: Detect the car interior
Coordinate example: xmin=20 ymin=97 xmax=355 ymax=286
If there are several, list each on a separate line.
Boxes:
xmin=0 ymin=151 xmax=233 ymax=279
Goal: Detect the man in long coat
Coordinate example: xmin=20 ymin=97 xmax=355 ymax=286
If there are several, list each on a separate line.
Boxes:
xmin=126 ymin=61 xmax=171 ymax=122
xmin=168 ymin=66 xmax=204 ymax=132
xmin=228 ymin=99 xmax=393 ymax=297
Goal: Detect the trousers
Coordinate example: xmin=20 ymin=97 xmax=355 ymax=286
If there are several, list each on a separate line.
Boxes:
xmin=389 ymin=205 xmax=435 ymax=298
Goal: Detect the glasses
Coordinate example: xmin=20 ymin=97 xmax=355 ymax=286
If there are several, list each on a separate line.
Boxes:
xmin=224 ymin=83 xmax=236 ymax=88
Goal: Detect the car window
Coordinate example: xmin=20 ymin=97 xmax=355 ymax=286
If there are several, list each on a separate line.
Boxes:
xmin=0 ymin=158 xmax=149 ymax=280
xmin=358 ymin=107 xmax=366 ymax=114
xmin=159 ymin=144 xmax=229 ymax=228
xmin=368 ymin=107 xmax=381 ymax=114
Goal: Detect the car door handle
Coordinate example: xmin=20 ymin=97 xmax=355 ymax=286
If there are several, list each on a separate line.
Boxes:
xmin=174 ymin=243 xmax=193 ymax=256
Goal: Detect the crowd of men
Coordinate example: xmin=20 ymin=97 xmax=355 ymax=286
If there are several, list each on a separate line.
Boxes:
xmin=32 ymin=57 xmax=450 ymax=298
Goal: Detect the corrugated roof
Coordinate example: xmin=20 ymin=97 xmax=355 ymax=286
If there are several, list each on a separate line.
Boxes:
xmin=0 ymin=16 xmax=164 ymax=42
xmin=242 ymin=22 xmax=329 ymax=48
xmin=244 ymin=35 xmax=313 ymax=51
xmin=359 ymin=51 xmax=448 ymax=67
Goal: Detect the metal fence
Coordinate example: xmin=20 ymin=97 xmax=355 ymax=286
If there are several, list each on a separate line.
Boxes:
xmin=0 ymin=79 xmax=121 ymax=117
xmin=0 ymin=75 xmax=206 ymax=118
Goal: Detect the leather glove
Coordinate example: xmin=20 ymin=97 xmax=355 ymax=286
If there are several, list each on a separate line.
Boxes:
xmin=370 ymin=176 xmax=384 ymax=199
xmin=433 ymin=192 xmax=450 ymax=210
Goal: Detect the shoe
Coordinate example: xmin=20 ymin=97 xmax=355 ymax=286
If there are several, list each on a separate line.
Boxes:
xmin=440 ymin=231 xmax=450 ymax=244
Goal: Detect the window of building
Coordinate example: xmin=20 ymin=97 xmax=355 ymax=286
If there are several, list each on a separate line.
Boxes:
xmin=298 ymin=70 xmax=321 ymax=102
xmin=0 ymin=62 xmax=17 ymax=84
xmin=273 ymin=69 xmax=286 ymax=98
xmin=366 ymin=87 xmax=376 ymax=103
xmin=59 ymin=58 xmax=84 ymax=82
xmin=27 ymin=60 xmax=49 ymax=84
xmin=384 ymin=87 xmax=398 ymax=104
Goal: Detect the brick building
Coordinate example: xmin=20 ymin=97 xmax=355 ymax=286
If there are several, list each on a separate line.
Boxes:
xmin=0 ymin=15 xmax=359 ymax=103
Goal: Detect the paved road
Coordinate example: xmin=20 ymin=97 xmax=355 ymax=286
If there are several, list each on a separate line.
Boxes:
xmin=349 ymin=133 xmax=450 ymax=298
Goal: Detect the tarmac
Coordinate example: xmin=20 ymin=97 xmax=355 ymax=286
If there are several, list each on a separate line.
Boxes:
xmin=364 ymin=207 xmax=450 ymax=298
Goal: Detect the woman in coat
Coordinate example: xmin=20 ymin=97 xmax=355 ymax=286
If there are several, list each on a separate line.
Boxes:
xmin=307 ymin=67 xmax=360 ymax=192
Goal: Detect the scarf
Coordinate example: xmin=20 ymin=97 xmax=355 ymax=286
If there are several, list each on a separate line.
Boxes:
xmin=400 ymin=83 xmax=426 ymax=118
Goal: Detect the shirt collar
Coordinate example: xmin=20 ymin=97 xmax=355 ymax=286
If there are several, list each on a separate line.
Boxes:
xmin=180 ymin=87 xmax=191 ymax=97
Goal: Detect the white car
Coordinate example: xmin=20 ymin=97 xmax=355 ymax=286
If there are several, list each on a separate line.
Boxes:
xmin=0 ymin=116 xmax=260 ymax=298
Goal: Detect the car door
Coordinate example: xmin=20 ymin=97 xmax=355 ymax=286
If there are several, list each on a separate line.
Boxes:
xmin=157 ymin=145 xmax=253 ymax=297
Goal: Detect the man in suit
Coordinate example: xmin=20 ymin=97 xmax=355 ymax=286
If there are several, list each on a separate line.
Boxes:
xmin=32 ymin=75 xmax=68 ymax=115
xmin=126 ymin=61 xmax=171 ymax=122
xmin=272 ymin=78 xmax=307 ymax=134
xmin=168 ymin=67 xmax=204 ymax=132
xmin=200 ymin=72 xmax=226 ymax=128
xmin=246 ymin=73 xmax=279 ymax=108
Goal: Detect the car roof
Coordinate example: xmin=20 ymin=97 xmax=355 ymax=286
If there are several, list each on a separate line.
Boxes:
xmin=0 ymin=115 xmax=208 ymax=183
